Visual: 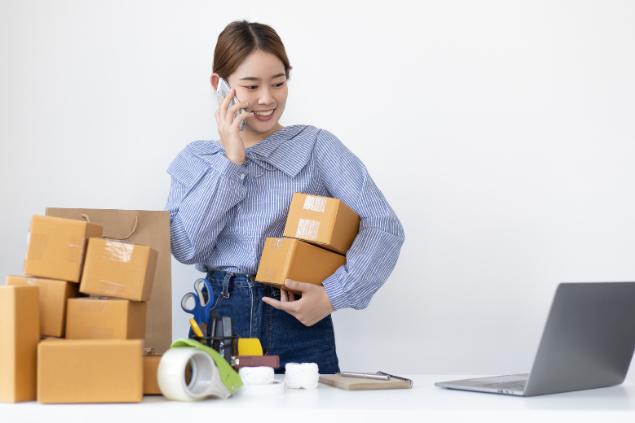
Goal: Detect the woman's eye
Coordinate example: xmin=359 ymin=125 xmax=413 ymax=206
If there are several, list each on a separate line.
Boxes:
xmin=244 ymin=86 xmax=258 ymax=90
xmin=274 ymin=82 xmax=285 ymax=87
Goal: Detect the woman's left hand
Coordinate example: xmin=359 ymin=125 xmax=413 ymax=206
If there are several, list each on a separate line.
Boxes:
xmin=262 ymin=279 xmax=335 ymax=326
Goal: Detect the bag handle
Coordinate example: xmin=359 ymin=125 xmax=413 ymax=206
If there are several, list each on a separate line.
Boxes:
xmin=81 ymin=214 xmax=139 ymax=240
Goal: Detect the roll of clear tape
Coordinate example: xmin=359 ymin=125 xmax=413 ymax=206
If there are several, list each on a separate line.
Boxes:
xmin=158 ymin=348 xmax=231 ymax=401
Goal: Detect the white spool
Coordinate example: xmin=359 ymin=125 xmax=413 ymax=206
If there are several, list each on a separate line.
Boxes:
xmin=239 ymin=367 xmax=275 ymax=385
xmin=157 ymin=348 xmax=231 ymax=401
xmin=236 ymin=367 xmax=285 ymax=395
xmin=284 ymin=363 xmax=320 ymax=389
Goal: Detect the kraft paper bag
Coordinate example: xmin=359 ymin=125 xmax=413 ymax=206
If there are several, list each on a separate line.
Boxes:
xmin=45 ymin=208 xmax=172 ymax=353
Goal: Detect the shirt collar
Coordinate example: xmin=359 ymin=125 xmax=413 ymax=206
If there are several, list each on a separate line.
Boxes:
xmin=245 ymin=125 xmax=316 ymax=177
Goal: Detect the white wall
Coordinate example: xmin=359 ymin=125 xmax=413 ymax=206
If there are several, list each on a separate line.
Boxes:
xmin=2 ymin=0 xmax=634 ymax=381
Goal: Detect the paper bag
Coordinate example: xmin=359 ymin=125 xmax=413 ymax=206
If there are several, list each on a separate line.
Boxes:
xmin=45 ymin=208 xmax=172 ymax=353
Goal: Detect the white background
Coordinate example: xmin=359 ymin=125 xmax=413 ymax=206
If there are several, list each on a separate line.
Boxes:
xmin=1 ymin=0 xmax=634 ymax=382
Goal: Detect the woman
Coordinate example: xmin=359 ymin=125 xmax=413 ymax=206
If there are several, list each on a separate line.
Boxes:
xmin=165 ymin=21 xmax=405 ymax=373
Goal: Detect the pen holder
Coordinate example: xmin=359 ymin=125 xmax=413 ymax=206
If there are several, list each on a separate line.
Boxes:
xmin=193 ymin=335 xmax=240 ymax=359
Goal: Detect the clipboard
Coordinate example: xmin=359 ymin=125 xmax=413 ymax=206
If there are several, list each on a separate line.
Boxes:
xmin=319 ymin=373 xmax=412 ymax=391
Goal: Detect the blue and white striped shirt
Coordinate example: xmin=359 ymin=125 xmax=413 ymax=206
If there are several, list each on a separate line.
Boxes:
xmin=165 ymin=125 xmax=405 ymax=311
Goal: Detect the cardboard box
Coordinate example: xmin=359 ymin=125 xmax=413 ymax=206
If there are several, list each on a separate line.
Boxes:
xmin=24 ymin=215 xmax=103 ymax=282
xmin=79 ymin=238 xmax=158 ymax=302
xmin=46 ymin=209 xmax=172 ymax=354
xmin=256 ymin=238 xmax=347 ymax=294
xmin=0 ymin=286 xmax=39 ymax=403
xmin=5 ymin=276 xmax=79 ymax=337
xmin=66 ymin=298 xmax=147 ymax=340
xmin=37 ymin=339 xmax=143 ymax=403
xmin=143 ymin=354 xmax=163 ymax=395
xmin=283 ymin=193 xmax=360 ymax=255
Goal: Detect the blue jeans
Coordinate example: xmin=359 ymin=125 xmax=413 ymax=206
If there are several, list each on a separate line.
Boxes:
xmin=192 ymin=271 xmax=340 ymax=374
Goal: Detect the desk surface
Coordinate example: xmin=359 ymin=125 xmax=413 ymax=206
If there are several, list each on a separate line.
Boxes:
xmin=3 ymin=375 xmax=635 ymax=422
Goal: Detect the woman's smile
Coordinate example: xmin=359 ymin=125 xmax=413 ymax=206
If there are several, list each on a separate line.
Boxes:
xmin=252 ymin=108 xmax=276 ymax=121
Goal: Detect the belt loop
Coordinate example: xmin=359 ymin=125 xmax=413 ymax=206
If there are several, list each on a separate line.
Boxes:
xmin=222 ymin=272 xmax=233 ymax=298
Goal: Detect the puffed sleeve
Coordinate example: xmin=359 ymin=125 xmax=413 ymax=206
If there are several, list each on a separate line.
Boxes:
xmin=315 ymin=130 xmax=405 ymax=310
xmin=165 ymin=141 xmax=248 ymax=265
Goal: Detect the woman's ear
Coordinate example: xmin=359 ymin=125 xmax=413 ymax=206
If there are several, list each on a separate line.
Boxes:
xmin=210 ymin=73 xmax=220 ymax=90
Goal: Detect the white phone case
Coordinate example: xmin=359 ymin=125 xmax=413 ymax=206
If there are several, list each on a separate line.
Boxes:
xmin=217 ymin=78 xmax=246 ymax=131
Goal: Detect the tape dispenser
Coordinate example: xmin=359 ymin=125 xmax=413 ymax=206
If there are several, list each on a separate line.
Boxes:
xmin=158 ymin=339 xmax=242 ymax=401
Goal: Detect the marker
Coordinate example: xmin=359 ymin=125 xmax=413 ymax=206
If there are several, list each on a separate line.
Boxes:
xmin=189 ymin=318 xmax=205 ymax=338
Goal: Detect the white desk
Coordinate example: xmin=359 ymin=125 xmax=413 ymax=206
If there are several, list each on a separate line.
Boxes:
xmin=2 ymin=375 xmax=634 ymax=422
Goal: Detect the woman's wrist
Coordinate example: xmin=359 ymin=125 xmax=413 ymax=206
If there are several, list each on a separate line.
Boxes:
xmin=225 ymin=152 xmax=245 ymax=166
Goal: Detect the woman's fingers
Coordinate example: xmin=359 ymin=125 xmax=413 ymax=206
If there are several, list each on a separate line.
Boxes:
xmin=226 ymin=100 xmax=248 ymax=123
xmin=220 ymin=89 xmax=233 ymax=111
xmin=280 ymin=287 xmax=289 ymax=302
xmin=214 ymin=96 xmax=224 ymax=125
xmin=231 ymin=109 xmax=253 ymax=129
xmin=279 ymin=287 xmax=297 ymax=302
xmin=221 ymin=89 xmax=238 ymax=119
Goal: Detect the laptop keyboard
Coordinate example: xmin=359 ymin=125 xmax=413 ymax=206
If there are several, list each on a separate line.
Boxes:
xmin=478 ymin=381 xmax=527 ymax=391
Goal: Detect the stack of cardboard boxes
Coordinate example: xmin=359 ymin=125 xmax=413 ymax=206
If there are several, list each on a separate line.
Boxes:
xmin=1 ymin=215 xmax=159 ymax=403
xmin=256 ymin=193 xmax=361 ymax=293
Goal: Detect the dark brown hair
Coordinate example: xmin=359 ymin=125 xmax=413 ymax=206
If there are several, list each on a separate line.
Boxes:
xmin=213 ymin=21 xmax=292 ymax=80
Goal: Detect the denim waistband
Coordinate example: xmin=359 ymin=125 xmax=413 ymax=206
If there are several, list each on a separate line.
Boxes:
xmin=206 ymin=270 xmax=256 ymax=286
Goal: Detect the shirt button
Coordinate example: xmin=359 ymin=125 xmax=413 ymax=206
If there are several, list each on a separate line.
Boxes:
xmin=240 ymin=174 xmax=245 ymax=180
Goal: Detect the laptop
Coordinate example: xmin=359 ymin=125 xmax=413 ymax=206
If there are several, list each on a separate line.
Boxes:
xmin=435 ymin=282 xmax=635 ymax=396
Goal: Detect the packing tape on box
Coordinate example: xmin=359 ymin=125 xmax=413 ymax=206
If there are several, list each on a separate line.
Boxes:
xmin=157 ymin=348 xmax=231 ymax=401
xmin=98 ymin=280 xmax=126 ymax=297
xmin=104 ymin=241 xmax=134 ymax=262
xmin=68 ymin=235 xmax=86 ymax=264
xmin=303 ymin=196 xmax=326 ymax=212
xmin=268 ymin=238 xmax=285 ymax=250
xmin=77 ymin=299 xmax=107 ymax=314
xmin=296 ymin=219 xmax=320 ymax=241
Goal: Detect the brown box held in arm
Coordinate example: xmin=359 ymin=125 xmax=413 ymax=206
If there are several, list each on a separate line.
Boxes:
xmin=24 ymin=215 xmax=103 ymax=282
xmin=37 ymin=339 xmax=143 ymax=403
xmin=143 ymin=354 xmax=162 ymax=395
xmin=66 ymin=298 xmax=147 ymax=340
xmin=255 ymin=238 xmax=347 ymax=294
xmin=79 ymin=238 xmax=158 ymax=302
xmin=283 ymin=193 xmax=360 ymax=255
xmin=0 ymin=286 xmax=39 ymax=403
xmin=5 ymin=276 xmax=79 ymax=337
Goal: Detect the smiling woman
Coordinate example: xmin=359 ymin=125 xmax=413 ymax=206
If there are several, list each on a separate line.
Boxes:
xmin=165 ymin=20 xmax=405 ymax=374
xmin=213 ymin=50 xmax=289 ymax=151
xmin=211 ymin=22 xmax=292 ymax=149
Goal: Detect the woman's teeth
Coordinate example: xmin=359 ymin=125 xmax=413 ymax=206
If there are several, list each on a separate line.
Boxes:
xmin=253 ymin=110 xmax=274 ymax=116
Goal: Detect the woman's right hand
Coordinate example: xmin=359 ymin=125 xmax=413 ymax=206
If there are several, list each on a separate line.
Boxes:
xmin=215 ymin=88 xmax=253 ymax=165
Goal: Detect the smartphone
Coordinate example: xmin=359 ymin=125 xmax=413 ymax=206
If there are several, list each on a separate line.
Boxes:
xmin=217 ymin=77 xmax=246 ymax=131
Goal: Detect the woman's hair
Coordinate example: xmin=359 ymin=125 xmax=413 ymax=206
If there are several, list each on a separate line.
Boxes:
xmin=213 ymin=21 xmax=292 ymax=80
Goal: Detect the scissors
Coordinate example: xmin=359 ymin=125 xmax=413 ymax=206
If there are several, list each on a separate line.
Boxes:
xmin=181 ymin=278 xmax=214 ymax=329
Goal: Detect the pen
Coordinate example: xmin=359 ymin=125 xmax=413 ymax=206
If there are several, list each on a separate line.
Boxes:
xmin=338 ymin=372 xmax=390 ymax=381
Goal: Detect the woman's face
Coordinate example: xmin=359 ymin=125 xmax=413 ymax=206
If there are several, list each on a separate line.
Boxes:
xmin=225 ymin=50 xmax=288 ymax=137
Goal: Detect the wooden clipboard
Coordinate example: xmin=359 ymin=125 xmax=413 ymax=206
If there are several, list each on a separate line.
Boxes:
xmin=319 ymin=374 xmax=412 ymax=391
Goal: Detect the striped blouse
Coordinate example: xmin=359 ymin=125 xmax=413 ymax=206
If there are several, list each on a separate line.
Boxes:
xmin=165 ymin=125 xmax=405 ymax=311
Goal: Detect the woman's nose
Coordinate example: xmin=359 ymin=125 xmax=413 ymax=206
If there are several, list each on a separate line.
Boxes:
xmin=258 ymin=88 xmax=274 ymax=105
